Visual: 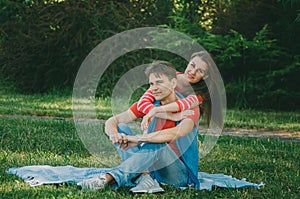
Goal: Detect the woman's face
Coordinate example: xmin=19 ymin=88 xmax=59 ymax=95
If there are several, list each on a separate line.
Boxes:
xmin=184 ymin=56 xmax=208 ymax=84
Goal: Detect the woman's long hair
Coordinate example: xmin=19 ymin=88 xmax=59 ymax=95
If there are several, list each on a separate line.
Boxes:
xmin=189 ymin=51 xmax=223 ymax=128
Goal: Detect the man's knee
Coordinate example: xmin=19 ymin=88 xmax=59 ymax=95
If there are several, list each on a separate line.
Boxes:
xmin=117 ymin=123 xmax=134 ymax=136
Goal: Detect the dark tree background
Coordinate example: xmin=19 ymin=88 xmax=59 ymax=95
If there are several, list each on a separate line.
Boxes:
xmin=0 ymin=0 xmax=299 ymax=110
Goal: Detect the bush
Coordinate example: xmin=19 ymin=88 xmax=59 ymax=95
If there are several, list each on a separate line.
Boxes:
xmin=0 ymin=0 xmax=299 ymax=111
xmin=166 ymin=15 xmax=300 ymax=111
xmin=0 ymin=0 xmax=148 ymax=92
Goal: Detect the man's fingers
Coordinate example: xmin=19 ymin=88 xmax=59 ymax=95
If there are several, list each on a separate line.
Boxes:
xmin=110 ymin=133 xmax=127 ymax=145
xmin=119 ymin=142 xmax=128 ymax=149
xmin=121 ymin=134 xmax=128 ymax=144
xmin=109 ymin=134 xmax=118 ymax=144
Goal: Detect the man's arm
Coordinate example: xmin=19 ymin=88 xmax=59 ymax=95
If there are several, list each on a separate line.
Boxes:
xmin=105 ymin=109 xmax=137 ymax=144
xmin=127 ymin=118 xmax=195 ymax=144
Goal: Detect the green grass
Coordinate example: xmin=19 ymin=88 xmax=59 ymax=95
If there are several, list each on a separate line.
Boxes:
xmin=0 ymin=89 xmax=299 ymax=131
xmin=0 ymin=86 xmax=299 ymax=198
xmin=0 ymin=90 xmax=112 ymax=119
xmin=225 ymin=109 xmax=300 ymax=132
xmin=1 ymin=116 xmax=299 ymax=198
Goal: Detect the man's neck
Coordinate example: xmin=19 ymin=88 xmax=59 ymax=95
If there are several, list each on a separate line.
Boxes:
xmin=160 ymin=92 xmax=178 ymax=105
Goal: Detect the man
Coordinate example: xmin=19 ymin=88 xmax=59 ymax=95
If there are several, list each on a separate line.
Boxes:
xmin=78 ymin=61 xmax=200 ymax=193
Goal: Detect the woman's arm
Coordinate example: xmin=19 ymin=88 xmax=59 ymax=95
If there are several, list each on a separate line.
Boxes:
xmin=137 ymin=89 xmax=156 ymax=114
xmin=161 ymin=94 xmax=202 ymax=112
xmin=140 ymin=95 xmax=202 ymax=129
xmin=137 ymin=71 xmax=202 ymax=114
xmin=155 ymin=110 xmax=195 ymax=121
xmin=138 ymin=89 xmax=202 ymax=113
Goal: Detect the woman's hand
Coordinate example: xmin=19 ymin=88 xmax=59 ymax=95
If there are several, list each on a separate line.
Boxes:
xmin=170 ymin=110 xmax=194 ymax=121
xmin=141 ymin=107 xmax=160 ymax=130
xmin=141 ymin=108 xmax=195 ymax=130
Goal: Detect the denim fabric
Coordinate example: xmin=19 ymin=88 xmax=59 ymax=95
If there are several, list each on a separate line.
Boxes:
xmin=152 ymin=92 xmax=200 ymax=188
xmin=114 ymin=123 xmax=140 ymax=162
xmin=107 ymin=91 xmax=200 ymax=189
xmin=107 ymin=123 xmax=189 ymax=188
xmin=175 ymin=127 xmax=199 ymax=188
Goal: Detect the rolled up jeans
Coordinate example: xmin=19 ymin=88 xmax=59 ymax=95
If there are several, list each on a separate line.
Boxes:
xmin=107 ymin=123 xmax=188 ymax=188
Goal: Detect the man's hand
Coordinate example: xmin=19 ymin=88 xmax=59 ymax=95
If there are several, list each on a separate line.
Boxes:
xmin=119 ymin=135 xmax=139 ymax=150
xmin=105 ymin=109 xmax=138 ymax=144
xmin=109 ymin=133 xmax=128 ymax=147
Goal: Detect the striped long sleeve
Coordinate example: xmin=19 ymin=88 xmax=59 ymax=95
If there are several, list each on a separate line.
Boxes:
xmin=137 ymin=89 xmax=202 ymax=114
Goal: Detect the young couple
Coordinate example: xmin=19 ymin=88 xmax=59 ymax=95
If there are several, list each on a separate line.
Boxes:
xmin=78 ymin=51 xmax=215 ymax=193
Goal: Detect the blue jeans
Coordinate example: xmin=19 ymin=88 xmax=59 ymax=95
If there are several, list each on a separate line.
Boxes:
xmin=107 ymin=123 xmax=189 ymax=188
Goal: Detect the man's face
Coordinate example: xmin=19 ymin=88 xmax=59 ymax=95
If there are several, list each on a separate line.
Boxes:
xmin=148 ymin=73 xmax=175 ymax=101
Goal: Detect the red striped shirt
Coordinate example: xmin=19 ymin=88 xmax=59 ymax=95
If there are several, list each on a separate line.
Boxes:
xmin=137 ymin=89 xmax=202 ymax=114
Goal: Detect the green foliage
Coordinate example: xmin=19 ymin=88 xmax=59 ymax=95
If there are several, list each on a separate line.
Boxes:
xmin=1 ymin=1 xmax=91 ymax=91
xmin=166 ymin=13 xmax=300 ymax=110
xmin=0 ymin=0 xmax=299 ymax=110
xmin=0 ymin=0 xmax=146 ymax=92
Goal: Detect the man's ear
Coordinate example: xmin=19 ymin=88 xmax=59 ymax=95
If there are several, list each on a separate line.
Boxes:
xmin=171 ymin=78 xmax=177 ymax=89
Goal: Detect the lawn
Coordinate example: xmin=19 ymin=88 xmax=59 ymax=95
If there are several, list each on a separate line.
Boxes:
xmin=1 ymin=89 xmax=299 ymax=131
xmin=0 ymin=89 xmax=299 ymax=198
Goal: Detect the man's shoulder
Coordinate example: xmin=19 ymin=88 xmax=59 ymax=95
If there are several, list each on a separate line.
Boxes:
xmin=129 ymin=102 xmax=145 ymax=118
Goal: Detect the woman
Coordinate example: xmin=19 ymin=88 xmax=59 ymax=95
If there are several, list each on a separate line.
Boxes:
xmin=137 ymin=51 xmax=220 ymax=129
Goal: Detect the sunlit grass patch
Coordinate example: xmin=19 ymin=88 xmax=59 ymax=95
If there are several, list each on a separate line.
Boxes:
xmin=1 ymin=90 xmax=299 ymax=132
xmin=0 ymin=92 xmax=73 ymax=118
xmin=1 ymin=116 xmax=299 ymax=198
xmin=225 ymin=109 xmax=300 ymax=131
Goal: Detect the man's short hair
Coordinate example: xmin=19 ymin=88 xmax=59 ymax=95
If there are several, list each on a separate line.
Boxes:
xmin=145 ymin=61 xmax=176 ymax=80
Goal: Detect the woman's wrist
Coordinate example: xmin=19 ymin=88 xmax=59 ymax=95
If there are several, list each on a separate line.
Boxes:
xmin=154 ymin=106 xmax=163 ymax=113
